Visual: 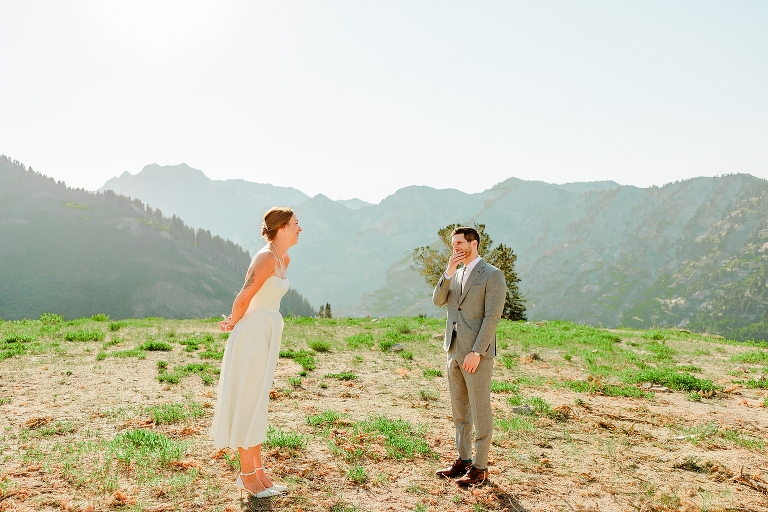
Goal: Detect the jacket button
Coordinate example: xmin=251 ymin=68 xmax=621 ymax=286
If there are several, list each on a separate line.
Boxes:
xmin=458 ymin=308 xmax=462 ymax=311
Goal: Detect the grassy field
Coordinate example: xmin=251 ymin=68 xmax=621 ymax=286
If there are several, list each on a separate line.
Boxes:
xmin=2 ymin=315 xmax=768 ymax=511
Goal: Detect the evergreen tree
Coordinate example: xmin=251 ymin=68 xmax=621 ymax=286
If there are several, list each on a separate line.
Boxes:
xmin=319 ymin=305 xmax=325 ymax=318
xmin=325 ymin=302 xmax=332 ymax=319
xmin=412 ymin=223 xmax=527 ymax=321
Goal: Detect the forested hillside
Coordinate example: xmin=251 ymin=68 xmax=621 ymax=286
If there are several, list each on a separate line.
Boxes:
xmin=0 ymin=156 xmax=315 ymax=319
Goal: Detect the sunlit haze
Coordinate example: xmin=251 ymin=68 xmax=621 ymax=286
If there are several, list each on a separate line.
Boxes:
xmin=1 ymin=1 xmax=766 ymax=203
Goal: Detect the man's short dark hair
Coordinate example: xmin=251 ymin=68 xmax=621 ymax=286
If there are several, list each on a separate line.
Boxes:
xmin=452 ymin=226 xmax=480 ymax=245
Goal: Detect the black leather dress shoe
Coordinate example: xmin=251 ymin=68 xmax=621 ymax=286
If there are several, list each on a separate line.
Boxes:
xmin=455 ymin=466 xmax=488 ymax=486
xmin=435 ymin=458 xmax=472 ymax=478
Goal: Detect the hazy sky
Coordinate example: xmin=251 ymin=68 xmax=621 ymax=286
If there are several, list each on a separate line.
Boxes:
xmin=1 ymin=1 xmax=766 ymax=203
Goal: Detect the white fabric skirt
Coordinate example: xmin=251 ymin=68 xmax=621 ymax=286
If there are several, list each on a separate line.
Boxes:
xmin=210 ymin=309 xmax=283 ymax=449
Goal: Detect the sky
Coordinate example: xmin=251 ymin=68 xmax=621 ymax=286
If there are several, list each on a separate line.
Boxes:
xmin=1 ymin=1 xmax=766 ymax=204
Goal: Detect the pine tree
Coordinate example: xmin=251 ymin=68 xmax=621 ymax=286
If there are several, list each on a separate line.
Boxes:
xmin=412 ymin=223 xmax=526 ymax=321
xmin=325 ymin=303 xmax=332 ymax=319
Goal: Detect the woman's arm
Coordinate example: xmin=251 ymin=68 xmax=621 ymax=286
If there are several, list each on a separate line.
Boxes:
xmin=220 ymin=251 xmax=278 ymax=331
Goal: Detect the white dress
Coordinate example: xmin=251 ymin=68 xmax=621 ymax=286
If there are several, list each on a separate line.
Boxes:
xmin=211 ymin=276 xmax=289 ymax=449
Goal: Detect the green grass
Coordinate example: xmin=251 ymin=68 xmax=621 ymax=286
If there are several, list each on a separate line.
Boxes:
xmin=199 ymin=350 xmax=224 ymax=360
xmin=110 ymin=429 xmax=185 ymax=467
xmin=419 ymin=389 xmax=439 ymax=401
xmin=422 ymin=368 xmax=443 ymax=379
xmin=745 ymin=378 xmax=768 ymax=389
xmin=490 ymin=380 xmax=519 ymax=394
xmin=144 ymin=401 xmax=203 ymax=425
xmin=157 ymin=363 xmax=219 ymax=385
xmin=64 ymin=330 xmax=105 ymax=342
xmin=306 ymin=410 xmax=342 ymax=429
xmin=731 ymin=350 xmax=768 ymax=364
xmin=625 ymin=368 xmax=719 ymax=392
xmin=91 ymin=313 xmax=110 ymax=322
xmin=325 ymin=372 xmax=358 ymax=381
xmin=137 ymin=340 xmax=173 ymax=351
xmin=288 ymin=376 xmax=303 ymax=387
xmin=679 ymin=422 xmax=765 ymax=451
xmin=39 ymin=312 xmax=64 ymax=324
xmin=3 ymin=333 xmax=36 ymax=343
xmin=346 ymin=333 xmax=374 ymax=349
xmin=97 ymin=348 xmax=146 ymax=360
xmin=279 ymin=349 xmax=317 ymax=371
xmin=495 ymin=415 xmax=535 ymax=434
xmin=562 ymin=379 xmax=652 ymax=399
xmin=347 ymin=464 xmax=368 ymax=484
xmin=308 ymin=340 xmax=331 ymax=352
xmin=354 ymin=416 xmax=433 ymax=459
xmin=108 ymin=321 xmax=126 ymax=331
xmin=264 ymin=426 xmax=307 ymax=452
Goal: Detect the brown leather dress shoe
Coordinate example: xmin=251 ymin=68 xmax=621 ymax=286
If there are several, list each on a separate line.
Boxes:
xmin=435 ymin=458 xmax=472 ymax=478
xmin=455 ymin=466 xmax=488 ymax=486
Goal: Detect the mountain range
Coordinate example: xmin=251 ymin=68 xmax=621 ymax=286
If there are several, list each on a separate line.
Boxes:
xmin=99 ymin=164 xmax=768 ymax=341
xmin=0 ymin=157 xmax=315 ymax=320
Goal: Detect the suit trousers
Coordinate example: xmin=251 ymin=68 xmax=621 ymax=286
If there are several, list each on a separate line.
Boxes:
xmin=447 ymin=333 xmax=494 ymax=468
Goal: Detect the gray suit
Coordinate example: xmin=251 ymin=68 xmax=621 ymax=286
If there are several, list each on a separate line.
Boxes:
xmin=432 ymin=258 xmax=507 ymax=469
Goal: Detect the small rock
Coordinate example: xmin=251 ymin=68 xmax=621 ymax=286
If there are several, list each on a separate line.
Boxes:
xmin=391 ymin=344 xmax=405 ymax=352
xmin=512 ymin=405 xmax=534 ymax=415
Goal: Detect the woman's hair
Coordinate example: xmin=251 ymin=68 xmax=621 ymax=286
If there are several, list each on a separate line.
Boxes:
xmin=261 ymin=206 xmax=295 ymax=241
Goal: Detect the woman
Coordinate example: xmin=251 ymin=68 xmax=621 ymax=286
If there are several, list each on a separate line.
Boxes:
xmin=211 ymin=206 xmax=301 ymax=499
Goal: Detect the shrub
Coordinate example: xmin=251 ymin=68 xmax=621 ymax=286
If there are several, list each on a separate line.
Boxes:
xmin=422 ymin=368 xmax=443 ymax=378
xmin=109 ymin=322 xmax=126 ymax=331
xmin=91 ymin=313 xmax=110 ymax=322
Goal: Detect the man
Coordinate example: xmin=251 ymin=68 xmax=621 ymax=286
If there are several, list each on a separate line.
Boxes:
xmin=432 ymin=227 xmax=507 ymax=486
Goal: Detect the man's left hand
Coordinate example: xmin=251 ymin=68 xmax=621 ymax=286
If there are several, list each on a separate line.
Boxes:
xmin=462 ymin=352 xmax=481 ymax=373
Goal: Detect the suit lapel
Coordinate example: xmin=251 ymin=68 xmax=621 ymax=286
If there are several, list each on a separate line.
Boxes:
xmin=459 ymin=259 xmax=486 ymax=305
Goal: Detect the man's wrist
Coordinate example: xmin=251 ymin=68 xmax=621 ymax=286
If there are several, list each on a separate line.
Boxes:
xmin=472 ymin=351 xmax=481 ymax=357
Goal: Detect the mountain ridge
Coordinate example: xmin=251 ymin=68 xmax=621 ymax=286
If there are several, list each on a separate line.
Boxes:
xmin=93 ymin=164 xmax=768 ymax=340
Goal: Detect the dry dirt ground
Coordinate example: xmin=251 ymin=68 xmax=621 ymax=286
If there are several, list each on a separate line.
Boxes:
xmin=1 ymin=316 xmax=768 ymax=512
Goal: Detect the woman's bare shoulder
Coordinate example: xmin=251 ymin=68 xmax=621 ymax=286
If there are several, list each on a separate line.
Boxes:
xmin=250 ymin=248 xmax=278 ymax=269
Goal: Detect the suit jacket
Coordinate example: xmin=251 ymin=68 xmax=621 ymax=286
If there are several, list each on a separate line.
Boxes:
xmin=432 ymin=258 xmax=507 ymax=358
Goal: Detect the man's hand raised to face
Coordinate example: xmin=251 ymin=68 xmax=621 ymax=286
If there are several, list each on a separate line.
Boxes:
xmin=446 ymin=249 xmax=465 ymax=278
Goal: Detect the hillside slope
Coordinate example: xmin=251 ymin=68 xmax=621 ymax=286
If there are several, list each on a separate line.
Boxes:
xmin=0 ymin=157 xmax=251 ymax=319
